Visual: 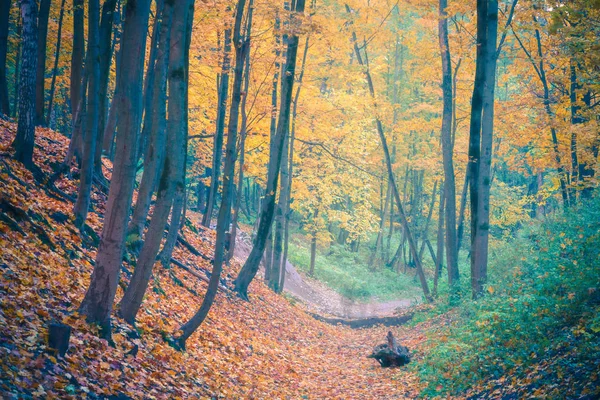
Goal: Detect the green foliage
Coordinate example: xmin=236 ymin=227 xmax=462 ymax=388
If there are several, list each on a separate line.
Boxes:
xmin=415 ymin=198 xmax=600 ymax=397
xmin=287 ymin=237 xmax=422 ymax=301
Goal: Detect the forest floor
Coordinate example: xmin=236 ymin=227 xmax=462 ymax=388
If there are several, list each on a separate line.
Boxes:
xmin=231 ymin=231 xmax=415 ymax=320
xmin=0 ymin=121 xmax=448 ymax=398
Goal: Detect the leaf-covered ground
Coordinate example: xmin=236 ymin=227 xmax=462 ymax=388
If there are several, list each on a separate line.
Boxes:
xmin=0 ymin=121 xmax=440 ymax=398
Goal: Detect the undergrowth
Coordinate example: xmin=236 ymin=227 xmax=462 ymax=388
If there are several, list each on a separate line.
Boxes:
xmin=414 ymin=198 xmax=600 ymax=398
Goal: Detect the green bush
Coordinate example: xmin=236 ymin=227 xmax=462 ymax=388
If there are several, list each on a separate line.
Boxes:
xmin=415 ymin=197 xmax=600 ymax=397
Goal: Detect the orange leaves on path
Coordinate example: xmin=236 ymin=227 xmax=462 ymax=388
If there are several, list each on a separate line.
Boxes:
xmin=0 ymin=122 xmax=431 ymax=398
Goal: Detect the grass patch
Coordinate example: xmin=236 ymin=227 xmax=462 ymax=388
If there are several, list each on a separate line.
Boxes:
xmin=287 ymin=237 xmax=422 ymax=302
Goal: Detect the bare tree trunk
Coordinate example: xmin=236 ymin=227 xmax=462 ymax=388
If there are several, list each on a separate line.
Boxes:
xmin=438 ymin=0 xmax=459 ymax=287
xmin=128 ymin=2 xmax=173 ymax=243
xmin=12 ymin=13 xmax=21 ymax=119
xmin=433 ymin=186 xmax=445 ymax=296
xmin=46 ymin=0 xmax=67 ymax=127
xmin=116 ymin=0 xmax=182 ymax=325
xmin=202 ymin=28 xmax=232 ymax=227
xmin=346 ymin=5 xmax=432 ymax=302
xmin=176 ymin=0 xmax=247 ymax=348
xmin=137 ymin=0 xmax=164 ymax=162
xmin=309 ymin=208 xmax=319 ymax=277
xmin=93 ymin=0 xmax=118 ymax=177
xmin=78 ymin=0 xmax=151 ymax=336
xmin=468 ymin=0 xmax=498 ymax=299
xmin=227 ymin=9 xmax=254 ymax=263
xmin=34 ymin=0 xmax=51 ymax=126
xmin=0 ymin=0 xmax=12 ymax=116
xmin=73 ymin=0 xmax=101 ymax=231
xmin=102 ymin=3 xmax=123 ymax=158
xmin=234 ymin=0 xmax=307 ymax=300
xmin=12 ymin=0 xmax=37 ymax=170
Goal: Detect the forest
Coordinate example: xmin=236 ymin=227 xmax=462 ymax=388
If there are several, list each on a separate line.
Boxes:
xmin=0 ymin=0 xmax=599 ymax=397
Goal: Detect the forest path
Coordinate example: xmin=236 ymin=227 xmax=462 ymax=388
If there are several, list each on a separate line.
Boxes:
xmin=233 ymin=232 xmax=416 ymax=319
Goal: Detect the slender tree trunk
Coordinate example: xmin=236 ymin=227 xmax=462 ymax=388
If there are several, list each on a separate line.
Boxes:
xmin=116 ymin=0 xmax=184 ymax=325
xmin=78 ymin=0 xmax=151 ymax=336
xmin=34 ymin=0 xmax=51 ymax=126
xmin=202 ymin=28 xmax=232 ymax=227
xmin=93 ymin=0 xmax=117 ymax=177
xmin=263 ymin=229 xmax=273 ymax=282
xmin=176 ymin=0 xmax=246 ymax=348
xmin=12 ymin=13 xmax=21 ymax=119
xmin=438 ymin=0 xmax=459 ymax=287
xmin=469 ymin=0 xmax=498 ymax=299
xmin=227 ymin=8 xmax=254 ymax=263
xmin=433 ymin=186 xmax=445 ymax=296
xmin=46 ymin=0 xmax=67 ymax=127
xmin=12 ymin=0 xmax=37 ymax=170
xmin=309 ymin=209 xmax=319 ymax=277
xmin=456 ymin=170 xmax=469 ymax=255
xmin=73 ymin=0 xmax=101 ymax=231
xmin=102 ymin=3 xmax=123 ymax=158
xmin=128 ymin=3 xmax=173 ymax=243
xmin=70 ymin=0 xmax=84 ymax=119
xmin=234 ymin=0 xmax=307 ymax=300
xmin=0 ymin=0 xmax=12 ymax=116
xmin=137 ymin=0 xmax=164 ymax=161
xmin=346 ymin=5 xmax=432 ymax=301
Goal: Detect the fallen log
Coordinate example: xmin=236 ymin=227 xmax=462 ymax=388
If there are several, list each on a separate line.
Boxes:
xmin=309 ymin=312 xmax=413 ymax=329
xmin=367 ymin=331 xmax=411 ymax=367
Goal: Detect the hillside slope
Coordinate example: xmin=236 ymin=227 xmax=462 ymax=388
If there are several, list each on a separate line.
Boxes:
xmin=0 ymin=122 xmax=434 ymax=398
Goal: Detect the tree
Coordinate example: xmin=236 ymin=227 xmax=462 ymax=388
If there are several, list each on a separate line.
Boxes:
xmin=234 ymin=0 xmax=307 ymax=301
xmin=70 ymin=0 xmax=84 ymax=119
xmin=78 ymin=0 xmax=151 ymax=336
xmin=12 ymin=0 xmax=38 ymax=170
xmin=468 ymin=0 xmax=499 ymax=299
xmin=46 ymin=0 xmax=67 ymax=126
xmin=117 ymin=0 xmax=183 ymax=325
xmin=0 ymin=0 xmax=10 ymax=116
xmin=176 ymin=0 xmax=248 ymax=348
xmin=438 ymin=0 xmax=459 ymax=287
xmin=35 ymin=0 xmax=51 ymax=126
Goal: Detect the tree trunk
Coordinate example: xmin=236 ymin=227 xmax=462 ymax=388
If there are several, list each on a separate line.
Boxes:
xmin=127 ymin=2 xmax=173 ymax=243
xmin=176 ymin=0 xmax=246 ymax=349
xmin=73 ymin=0 xmax=101 ymax=231
xmin=227 ymin=8 xmax=254 ymax=263
xmin=468 ymin=0 xmax=498 ymax=299
xmin=70 ymin=0 xmax=85 ymax=119
xmin=78 ymin=0 xmax=151 ymax=336
xmin=137 ymin=0 xmax=164 ymax=162
xmin=202 ymin=28 xmax=232 ymax=227
xmin=34 ymin=0 xmax=51 ymax=126
xmin=0 ymin=0 xmax=11 ymax=116
xmin=117 ymin=0 xmax=184 ymax=325
xmin=234 ymin=0 xmax=307 ymax=301
xmin=438 ymin=0 xmax=459 ymax=287
xmin=102 ymin=4 xmax=123 ymax=158
xmin=12 ymin=13 xmax=21 ymax=118
xmin=346 ymin=5 xmax=432 ymax=302
xmin=12 ymin=0 xmax=38 ymax=170
xmin=93 ymin=0 xmax=118 ymax=176
xmin=433 ymin=186 xmax=445 ymax=296
xmin=46 ymin=0 xmax=67 ymax=127
xmin=309 ymin=209 xmax=319 ymax=277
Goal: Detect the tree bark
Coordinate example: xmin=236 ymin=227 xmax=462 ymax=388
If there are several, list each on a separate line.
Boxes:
xmin=234 ymin=0 xmax=307 ymax=300
xmin=127 ymin=2 xmax=173 ymax=244
xmin=73 ymin=0 xmax=101 ymax=231
xmin=12 ymin=0 xmax=38 ymax=170
xmin=438 ymin=0 xmax=459 ymax=287
xmin=78 ymin=0 xmax=151 ymax=336
xmin=46 ymin=0 xmax=67 ymax=127
xmin=0 ymin=0 xmax=11 ymax=116
xmin=34 ymin=0 xmax=51 ymax=126
xmin=346 ymin=5 xmax=432 ymax=302
xmin=116 ymin=0 xmax=183 ymax=325
xmin=202 ymin=27 xmax=232 ymax=227
xmin=70 ymin=0 xmax=85 ymax=119
xmin=176 ymin=0 xmax=246 ymax=348
xmin=93 ymin=0 xmax=117 ymax=176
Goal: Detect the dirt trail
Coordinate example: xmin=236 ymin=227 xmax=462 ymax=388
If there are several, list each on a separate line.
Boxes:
xmin=233 ymin=232 xmax=416 ymax=319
